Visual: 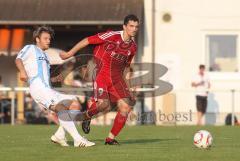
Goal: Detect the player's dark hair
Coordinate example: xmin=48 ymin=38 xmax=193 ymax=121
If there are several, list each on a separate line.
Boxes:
xmin=123 ymin=14 xmax=139 ymax=25
xmin=33 ymin=26 xmax=54 ymax=43
xmin=199 ymin=64 xmax=205 ymax=69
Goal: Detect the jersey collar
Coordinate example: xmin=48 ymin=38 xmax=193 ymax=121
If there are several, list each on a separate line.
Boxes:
xmin=120 ymin=30 xmax=134 ymax=43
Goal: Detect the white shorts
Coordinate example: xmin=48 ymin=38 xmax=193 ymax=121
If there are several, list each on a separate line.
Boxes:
xmin=30 ymin=84 xmax=77 ymax=110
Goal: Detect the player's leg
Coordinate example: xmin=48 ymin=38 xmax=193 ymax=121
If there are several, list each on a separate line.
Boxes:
xmin=105 ymin=98 xmax=133 ymax=145
xmin=197 ymin=111 xmax=203 ymax=125
xmin=196 ymin=96 xmax=203 ymax=125
xmin=51 ymin=125 xmax=69 ymax=147
xmin=201 ymin=96 xmax=207 ymax=125
xmin=82 ymin=97 xmax=111 ymax=134
xmin=51 ymin=100 xmax=81 ymax=146
xmin=82 ymin=79 xmax=111 ymax=134
xmin=81 ymin=98 xmax=95 ymax=134
xmin=104 ymin=78 xmax=136 ymax=145
xmin=50 ymin=96 xmax=110 ymax=123
xmin=46 ymin=111 xmax=59 ymax=124
xmin=45 ymin=111 xmax=68 ymax=146
xmin=52 ymin=101 xmax=95 ymax=147
xmin=36 ymin=87 xmax=95 ymax=147
xmin=33 ymin=96 xmax=68 ymax=146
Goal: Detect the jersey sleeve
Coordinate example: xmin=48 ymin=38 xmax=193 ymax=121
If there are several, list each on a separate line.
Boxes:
xmin=87 ymin=31 xmax=113 ymax=44
xmin=16 ymin=45 xmax=32 ymax=61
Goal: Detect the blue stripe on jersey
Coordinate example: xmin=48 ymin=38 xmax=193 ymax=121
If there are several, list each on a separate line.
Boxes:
xmin=36 ymin=47 xmax=50 ymax=88
xmin=19 ymin=45 xmax=31 ymax=59
xmin=29 ymin=46 xmax=50 ymax=88
xmin=44 ymin=53 xmax=51 ymax=87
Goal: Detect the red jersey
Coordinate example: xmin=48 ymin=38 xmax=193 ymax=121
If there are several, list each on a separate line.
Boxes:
xmin=87 ymin=31 xmax=137 ymax=79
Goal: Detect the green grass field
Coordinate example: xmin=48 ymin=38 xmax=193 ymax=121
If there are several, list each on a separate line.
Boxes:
xmin=0 ymin=125 xmax=239 ymax=161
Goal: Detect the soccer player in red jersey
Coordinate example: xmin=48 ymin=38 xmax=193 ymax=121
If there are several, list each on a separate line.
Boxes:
xmin=60 ymin=14 xmax=139 ymax=145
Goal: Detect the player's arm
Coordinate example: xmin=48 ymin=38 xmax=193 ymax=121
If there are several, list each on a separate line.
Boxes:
xmin=124 ymin=52 xmax=137 ymax=99
xmin=191 ymin=76 xmax=203 ymax=87
xmin=124 ymin=66 xmax=132 ymax=89
xmin=60 ymin=38 xmax=89 ymax=60
xmin=191 ymin=81 xmax=203 ymax=87
xmin=15 ymin=58 xmax=28 ymax=82
xmin=124 ymin=66 xmax=138 ymax=107
xmin=191 ymin=82 xmax=197 ymax=87
xmin=60 ymin=32 xmax=108 ymax=60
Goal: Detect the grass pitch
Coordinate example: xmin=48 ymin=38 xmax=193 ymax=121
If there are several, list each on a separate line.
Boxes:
xmin=0 ymin=125 xmax=239 ymax=161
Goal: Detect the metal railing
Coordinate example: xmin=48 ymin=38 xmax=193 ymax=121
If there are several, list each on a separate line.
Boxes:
xmin=0 ymin=87 xmax=239 ymax=126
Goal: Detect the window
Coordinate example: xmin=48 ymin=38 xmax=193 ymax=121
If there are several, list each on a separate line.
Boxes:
xmin=207 ymin=35 xmax=238 ymax=72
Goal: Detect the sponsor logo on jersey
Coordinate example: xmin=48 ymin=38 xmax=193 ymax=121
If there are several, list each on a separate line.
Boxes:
xmin=110 ymin=51 xmax=128 ymax=62
xmin=38 ymin=57 xmax=50 ymax=64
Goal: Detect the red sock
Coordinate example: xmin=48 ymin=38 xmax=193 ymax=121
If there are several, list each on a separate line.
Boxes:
xmin=110 ymin=112 xmax=128 ymax=137
xmin=87 ymin=99 xmax=99 ymax=117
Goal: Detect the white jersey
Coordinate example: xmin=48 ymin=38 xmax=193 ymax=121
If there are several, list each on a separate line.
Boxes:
xmin=16 ymin=44 xmax=76 ymax=109
xmin=16 ymin=44 xmax=51 ymax=88
xmin=192 ymin=73 xmax=210 ymax=97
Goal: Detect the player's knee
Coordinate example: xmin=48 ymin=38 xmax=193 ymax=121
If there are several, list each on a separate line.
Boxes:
xmin=119 ymin=107 xmax=130 ymax=114
xmin=118 ymin=103 xmax=131 ymax=116
xmin=69 ymin=100 xmax=81 ymax=110
xmin=124 ymin=97 xmax=136 ymax=107
xmin=119 ymin=110 xmax=129 ymax=117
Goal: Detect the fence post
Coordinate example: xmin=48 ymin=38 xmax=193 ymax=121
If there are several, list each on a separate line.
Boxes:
xmin=11 ymin=90 xmax=15 ymax=125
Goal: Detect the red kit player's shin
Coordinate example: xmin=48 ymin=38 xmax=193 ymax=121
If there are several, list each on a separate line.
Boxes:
xmin=110 ymin=111 xmax=128 ymax=136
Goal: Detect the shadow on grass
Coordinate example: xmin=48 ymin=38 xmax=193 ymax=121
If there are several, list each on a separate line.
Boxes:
xmin=120 ymin=138 xmax=180 ymax=145
xmin=89 ymin=138 xmax=180 ymax=145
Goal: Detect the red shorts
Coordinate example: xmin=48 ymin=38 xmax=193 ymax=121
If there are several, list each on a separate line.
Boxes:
xmin=93 ymin=75 xmax=131 ymax=103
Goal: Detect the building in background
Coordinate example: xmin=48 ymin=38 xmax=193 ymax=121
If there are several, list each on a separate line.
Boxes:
xmin=149 ymin=0 xmax=240 ymax=125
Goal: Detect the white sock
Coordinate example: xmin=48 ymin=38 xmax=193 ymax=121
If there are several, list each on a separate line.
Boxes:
xmin=54 ymin=126 xmax=65 ymax=140
xmin=58 ymin=111 xmax=82 ymax=142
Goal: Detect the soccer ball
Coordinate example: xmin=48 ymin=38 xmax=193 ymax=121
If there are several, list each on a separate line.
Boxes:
xmin=193 ymin=130 xmax=213 ymax=149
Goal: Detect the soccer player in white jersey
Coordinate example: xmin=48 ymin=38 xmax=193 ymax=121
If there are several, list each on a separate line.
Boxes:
xmin=15 ymin=26 xmax=95 ymax=147
xmin=191 ymin=64 xmax=211 ymax=125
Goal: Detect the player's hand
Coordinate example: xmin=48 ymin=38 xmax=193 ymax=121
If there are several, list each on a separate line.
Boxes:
xmin=20 ymin=71 xmax=28 ymax=82
xmin=197 ymin=81 xmax=204 ymax=86
xmin=130 ymin=87 xmax=137 ymax=97
xmin=60 ymin=51 xmax=71 ymax=60
xmin=129 ymin=88 xmax=137 ymax=106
